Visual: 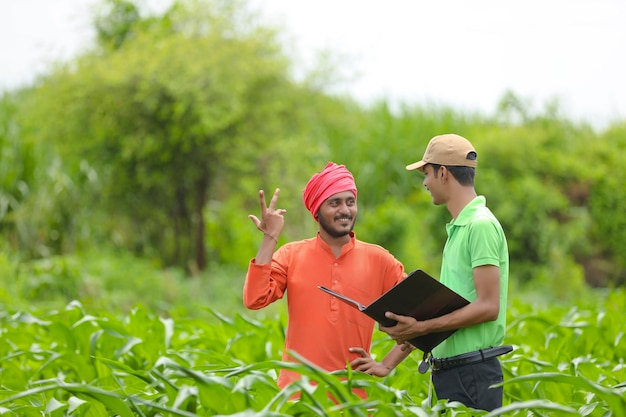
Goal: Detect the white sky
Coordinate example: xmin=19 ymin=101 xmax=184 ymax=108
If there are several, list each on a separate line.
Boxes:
xmin=1 ymin=0 xmax=625 ymax=130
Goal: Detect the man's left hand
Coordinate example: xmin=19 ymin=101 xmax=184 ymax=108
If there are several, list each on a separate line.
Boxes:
xmin=347 ymin=347 xmax=392 ymax=377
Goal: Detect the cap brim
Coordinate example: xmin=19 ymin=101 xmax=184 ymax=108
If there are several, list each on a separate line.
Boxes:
xmin=406 ymin=160 xmax=426 ymax=171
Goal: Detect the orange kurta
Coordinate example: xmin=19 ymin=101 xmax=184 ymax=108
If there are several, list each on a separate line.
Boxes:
xmin=243 ymin=232 xmax=405 ymax=389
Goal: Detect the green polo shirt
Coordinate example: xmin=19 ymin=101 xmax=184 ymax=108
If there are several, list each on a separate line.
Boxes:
xmin=432 ymin=196 xmax=509 ymax=358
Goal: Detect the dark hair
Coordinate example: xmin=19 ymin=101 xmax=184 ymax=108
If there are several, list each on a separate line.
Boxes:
xmin=430 ymin=163 xmax=475 ymax=186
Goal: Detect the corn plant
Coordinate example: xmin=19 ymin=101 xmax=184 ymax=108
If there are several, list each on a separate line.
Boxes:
xmin=0 ymin=290 xmax=624 ymax=416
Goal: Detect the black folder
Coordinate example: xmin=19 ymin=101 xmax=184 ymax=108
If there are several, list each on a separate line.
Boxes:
xmin=318 ymin=269 xmax=470 ymax=353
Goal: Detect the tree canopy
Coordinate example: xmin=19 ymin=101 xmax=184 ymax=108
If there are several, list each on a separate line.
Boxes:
xmin=22 ymin=0 xmax=305 ymax=271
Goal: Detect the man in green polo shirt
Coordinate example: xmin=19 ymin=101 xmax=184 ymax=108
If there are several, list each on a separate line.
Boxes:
xmin=380 ymin=133 xmax=510 ymax=411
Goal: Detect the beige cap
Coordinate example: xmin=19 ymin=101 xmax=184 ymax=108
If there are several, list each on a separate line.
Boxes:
xmin=406 ymin=133 xmax=477 ymax=171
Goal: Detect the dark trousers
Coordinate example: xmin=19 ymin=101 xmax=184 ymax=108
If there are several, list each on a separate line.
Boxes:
xmin=431 ymin=356 xmax=503 ymax=411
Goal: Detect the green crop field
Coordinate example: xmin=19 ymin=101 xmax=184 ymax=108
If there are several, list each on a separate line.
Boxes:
xmin=0 ymin=281 xmax=624 ymax=416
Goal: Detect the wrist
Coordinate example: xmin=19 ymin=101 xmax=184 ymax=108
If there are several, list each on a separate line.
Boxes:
xmin=263 ymin=232 xmax=278 ymax=244
xmin=380 ymin=361 xmax=393 ymax=372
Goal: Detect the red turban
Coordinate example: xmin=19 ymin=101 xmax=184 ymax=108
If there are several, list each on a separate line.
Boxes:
xmin=302 ymin=162 xmax=357 ymax=220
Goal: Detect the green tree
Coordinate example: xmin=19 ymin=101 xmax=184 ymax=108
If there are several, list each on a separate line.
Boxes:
xmin=94 ymin=0 xmax=141 ymax=50
xmin=22 ymin=0 xmax=300 ymax=272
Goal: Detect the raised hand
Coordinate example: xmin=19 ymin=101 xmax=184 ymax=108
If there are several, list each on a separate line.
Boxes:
xmin=248 ymin=188 xmax=287 ymax=241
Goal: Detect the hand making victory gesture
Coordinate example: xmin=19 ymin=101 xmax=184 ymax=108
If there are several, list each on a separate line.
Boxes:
xmin=248 ymin=188 xmax=287 ymax=246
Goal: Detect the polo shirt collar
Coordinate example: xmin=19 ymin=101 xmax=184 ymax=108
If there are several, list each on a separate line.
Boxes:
xmin=448 ymin=196 xmax=486 ymax=228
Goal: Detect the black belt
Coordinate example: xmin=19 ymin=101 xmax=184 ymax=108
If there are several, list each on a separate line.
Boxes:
xmin=430 ymin=345 xmax=513 ymax=371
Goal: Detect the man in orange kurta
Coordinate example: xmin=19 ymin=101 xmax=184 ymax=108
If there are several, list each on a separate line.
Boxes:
xmin=243 ymin=162 xmax=412 ymax=396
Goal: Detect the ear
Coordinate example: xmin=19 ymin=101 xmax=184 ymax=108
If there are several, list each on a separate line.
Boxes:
xmin=439 ymin=166 xmax=449 ymax=181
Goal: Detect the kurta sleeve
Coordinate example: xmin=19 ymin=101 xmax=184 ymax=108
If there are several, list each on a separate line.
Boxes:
xmin=242 ymin=250 xmax=289 ymax=310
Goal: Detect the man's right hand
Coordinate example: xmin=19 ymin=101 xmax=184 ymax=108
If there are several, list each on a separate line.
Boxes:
xmin=248 ymin=188 xmax=286 ymax=249
xmin=243 ymin=189 xmax=289 ymax=306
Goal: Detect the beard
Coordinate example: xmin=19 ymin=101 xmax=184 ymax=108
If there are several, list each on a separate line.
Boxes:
xmin=318 ymin=213 xmax=356 ymax=238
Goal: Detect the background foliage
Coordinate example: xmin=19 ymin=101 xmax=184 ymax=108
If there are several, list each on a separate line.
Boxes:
xmin=2 ymin=0 xmax=625 ymax=287
xmin=1 ymin=0 xmax=625 ymax=414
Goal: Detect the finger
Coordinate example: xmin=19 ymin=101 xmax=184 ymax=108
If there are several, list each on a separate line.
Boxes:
xmin=248 ymin=215 xmax=261 ymax=229
xmin=384 ymin=311 xmax=400 ymax=321
xmin=355 ymin=362 xmax=372 ymax=372
xmin=400 ymin=342 xmax=413 ymax=352
xmin=349 ymin=347 xmax=368 ymax=357
xmin=351 ymin=360 xmax=371 ymax=371
xmin=258 ymin=190 xmax=267 ymax=215
xmin=378 ymin=323 xmax=397 ymax=336
xmin=268 ymin=188 xmax=280 ymax=211
xmin=349 ymin=358 xmax=364 ymax=367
